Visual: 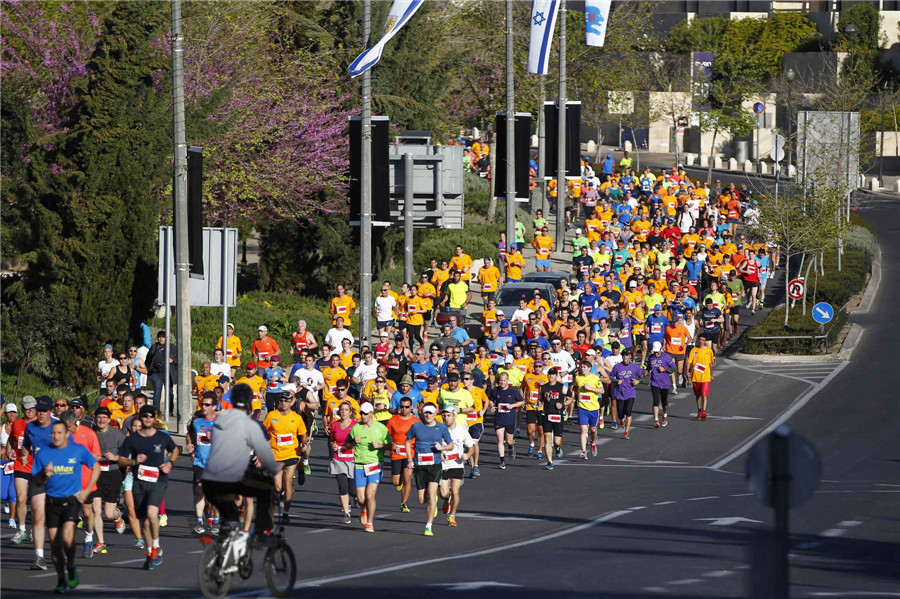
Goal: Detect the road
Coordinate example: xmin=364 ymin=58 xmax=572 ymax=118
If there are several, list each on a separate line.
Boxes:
xmin=3 ymin=197 xmax=898 ymax=598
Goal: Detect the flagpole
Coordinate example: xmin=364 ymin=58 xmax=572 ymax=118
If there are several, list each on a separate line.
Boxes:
xmin=555 ymin=0 xmax=567 ymax=244
xmin=360 ymin=0 xmax=373 ymax=348
xmin=538 ymin=78 xmax=547 ymax=216
xmin=505 ymin=0 xmax=515 ymax=256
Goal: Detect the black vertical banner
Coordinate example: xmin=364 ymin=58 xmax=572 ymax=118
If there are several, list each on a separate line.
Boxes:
xmin=349 ymin=116 xmax=390 ymax=224
xmin=542 ymin=101 xmax=581 ymax=180
xmin=494 ymin=112 xmax=533 ymax=200
xmin=187 ymin=146 xmax=204 ymax=278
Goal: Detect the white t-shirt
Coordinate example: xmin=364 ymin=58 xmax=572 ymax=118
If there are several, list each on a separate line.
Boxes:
xmin=293 ymin=367 xmax=324 ymax=393
xmin=510 ymin=308 xmax=532 ymax=324
xmin=210 ymin=362 xmax=231 ymax=380
xmin=442 ymin=424 xmax=474 ymax=471
xmin=374 ymin=295 xmax=397 ymax=322
xmin=549 ymin=350 xmax=577 ymax=384
xmin=98 ymin=359 xmax=117 ymax=390
xmin=354 ymin=361 xmax=378 ymax=386
xmin=325 ymin=328 xmax=355 ymax=350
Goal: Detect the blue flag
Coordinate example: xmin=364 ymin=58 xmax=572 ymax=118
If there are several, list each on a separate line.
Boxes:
xmin=585 ymin=0 xmax=611 ymax=47
xmin=349 ymin=0 xmax=425 ymax=78
xmin=527 ymin=0 xmax=560 ymax=75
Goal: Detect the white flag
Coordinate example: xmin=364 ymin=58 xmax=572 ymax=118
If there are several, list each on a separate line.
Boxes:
xmin=349 ymin=0 xmax=424 ymax=78
xmin=526 ymin=0 xmax=560 ymax=75
xmin=585 ymin=0 xmax=611 ymax=47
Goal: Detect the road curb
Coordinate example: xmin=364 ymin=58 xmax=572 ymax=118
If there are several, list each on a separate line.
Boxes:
xmin=729 ymin=351 xmax=844 ymax=364
xmin=848 ymin=242 xmax=881 ymax=314
xmin=837 ymin=323 xmax=865 ymax=361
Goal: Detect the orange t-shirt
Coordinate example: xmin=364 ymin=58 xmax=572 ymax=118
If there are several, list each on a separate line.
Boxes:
xmin=386 ymin=414 xmax=419 ymax=461
xmin=251 ymin=337 xmax=280 ymax=370
xmin=665 ymin=323 xmax=690 ymax=355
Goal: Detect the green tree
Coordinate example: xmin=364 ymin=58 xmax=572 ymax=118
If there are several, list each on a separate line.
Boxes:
xmin=664 ymin=16 xmax=728 ymax=53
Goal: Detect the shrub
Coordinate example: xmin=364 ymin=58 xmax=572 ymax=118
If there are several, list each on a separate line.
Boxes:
xmin=842 ymin=225 xmax=877 ymax=260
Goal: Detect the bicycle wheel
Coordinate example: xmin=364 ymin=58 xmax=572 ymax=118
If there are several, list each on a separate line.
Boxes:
xmin=198 ymin=542 xmax=233 ymax=599
xmin=263 ymin=541 xmax=296 ymax=598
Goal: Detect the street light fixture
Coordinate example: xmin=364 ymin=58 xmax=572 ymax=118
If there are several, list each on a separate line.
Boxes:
xmin=880 ymin=80 xmax=890 ymax=184
xmin=845 ymin=23 xmax=858 ymax=41
xmin=786 ymin=68 xmax=795 ymax=172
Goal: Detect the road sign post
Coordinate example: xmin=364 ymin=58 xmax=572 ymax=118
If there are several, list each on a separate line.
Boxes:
xmin=811 ymin=302 xmax=834 ymax=325
xmin=787 ymin=278 xmax=805 ymax=300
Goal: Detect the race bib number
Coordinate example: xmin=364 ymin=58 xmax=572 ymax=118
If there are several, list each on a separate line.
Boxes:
xmin=694 ymin=363 xmax=707 ymax=374
xmin=337 ymin=448 xmax=354 ymax=459
xmin=628 ymin=302 xmax=636 ymax=310
xmin=258 ymin=352 xmax=270 ymax=362
xmin=3 ymin=462 xmax=14 ymax=475
xmin=517 ymin=364 xmax=527 ymax=374
xmin=670 ymin=337 xmax=682 ymax=347
xmin=362 ymin=463 xmax=381 ymax=476
xmin=197 ymin=431 xmax=211 ymax=446
xmin=276 ymin=433 xmax=294 ymax=447
xmin=268 ymin=381 xmax=279 ymax=389
xmin=588 ymin=224 xmax=599 ymax=232
xmin=376 ymin=349 xmax=387 ymax=360
xmin=498 ymin=403 xmax=512 ymax=413
xmin=394 ymin=444 xmax=408 ymax=458
xmin=414 ymin=372 xmax=427 ymax=382
xmin=547 ymin=414 xmax=562 ymax=423
xmin=226 ymin=349 xmax=234 ymax=358
xmin=332 ymin=408 xmax=340 ymax=418
xmin=689 ymin=280 xmax=698 ymax=287
xmin=417 ymin=454 xmax=435 ymax=466
xmin=564 ymin=374 xmax=574 ymax=384
xmin=579 ymin=393 xmax=592 ymax=403
xmin=336 ymin=305 xmax=348 ymax=314
xmin=375 ymin=401 xmax=387 ymax=410
xmin=482 ymin=282 xmax=493 ymax=292
xmin=444 ymin=450 xmax=462 ymax=462
xmin=466 ymin=412 xmax=478 ymax=423
xmin=538 ymin=248 xmax=549 ymax=256
xmin=137 ymin=465 xmax=160 ymax=483
xmin=295 ymin=342 xmax=306 ymax=352
xmin=329 ymin=385 xmax=337 ymax=393
xmin=17 ymin=436 xmax=24 ymax=449
xmin=651 ymin=325 xmax=661 ymax=334
xmin=529 ymin=390 xmax=539 ymax=402
xmin=490 ymin=353 xmax=499 ymax=361
xmin=388 ymin=363 xmax=400 ymax=370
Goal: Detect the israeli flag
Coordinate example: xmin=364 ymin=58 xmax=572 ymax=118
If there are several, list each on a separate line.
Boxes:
xmin=526 ymin=0 xmax=560 ymax=75
xmin=349 ymin=0 xmax=425 ymax=78
xmin=585 ymin=0 xmax=611 ymax=47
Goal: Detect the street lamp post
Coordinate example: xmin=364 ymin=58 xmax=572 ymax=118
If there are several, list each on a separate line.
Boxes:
xmin=785 ymin=68 xmax=795 ymax=175
xmin=880 ymin=80 xmax=889 ymax=185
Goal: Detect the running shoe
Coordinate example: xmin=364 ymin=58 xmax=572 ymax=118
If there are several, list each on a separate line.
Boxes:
xmin=150 ymin=547 xmax=163 ymax=568
xmin=619 ymin=419 xmax=625 ymax=427
xmin=24 ymin=529 xmax=33 ymax=543
xmin=580 ymin=451 xmax=588 ymax=461
xmin=8 ymin=518 xmax=16 ymax=529
xmin=499 ymin=460 xmax=507 ymax=470
xmin=624 ymin=431 xmax=630 ymax=440
xmin=536 ymin=451 xmax=544 ymax=460
xmin=143 ymin=555 xmax=153 ymax=570
xmin=509 ymin=444 xmax=517 ymax=459
xmin=194 ymin=522 xmax=206 ymax=535
xmin=297 ymin=466 xmax=306 ymax=486
xmin=400 ymin=503 xmax=411 ymax=513
xmin=599 ymin=418 xmax=605 ymax=429
xmin=159 ymin=514 xmax=168 ymax=527
xmin=67 ymin=567 xmax=79 ymax=589
xmin=591 ymin=443 xmax=597 ymax=457
xmin=654 ymin=419 xmax=660 ymax=428
xmin=700 ymin=411 xmax=708 ymax=421
xmin=364 ymin=523 xmax=374 ymax=533
xmin=342 ymin=511 xmax=352 ymax=524
xmin=395 ymin=484 xmax=403 ymax=491
xmin=115 ymin=518 xmax=126 ymax=534
xmin=671 ymin=387 xmax=679 ymax=396
xmin=11 ymin=529 xmax=26 ymax=544
xmin=661 ymin=416 xmax=668 ymax=427
xmin=695 ymin=412 xmax=703 ymax=420
xmin=31 ymin=556 xmax=47 ymax=570
xmin=514 ymin=428 xmax=521 ymax=439
xmin=77 ymin=518 xmax=84 ymax=529
xmin=545 ymin=463 xmax=554 ymax=471
xmin=83 ymin=540 xmax=93 ymax=559
xmin=359 ymin=508 xmax=368 ymax=526
xmin=209 ymin=522 xmax=220 ymax=535
xmin=527 ymin=445 xmax=534 ymax=456
xmin=448 ymin=515 xmax=458 ymax=527
xmin=303 ymin=463 xmax=311 ymax=476
xmin=135 ymin=538 xmax=145 ymax=550
xmin=92 ymin=543 xmax=107 ymax=555
xmin=281 ymin=512 xmax=290 ymax=524
xmin=610 ymin=421 xmax=618 ymax=430
xmin=555 ymin=446 xmax=563 ymax=459
xmin=442 ymin=498 xmax=451 ymax=515
xmin=53 ymin=582 xmax=67 ymax=594
xmin=472 ymin=465 xmax=481 ymax=478
xmin=424 ymin=527 xmax=434 ymax=537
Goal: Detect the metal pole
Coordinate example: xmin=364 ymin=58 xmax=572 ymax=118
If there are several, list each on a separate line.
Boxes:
xmin=555 ymin=0 xmax=567 ymax=243
xmin=505 ymin=0 xmax=516 ymax=258
xmin=404 ymin=153 xmax=414 ymax=284
xmin=880 ymin=88 xmax=886 ymax=185
xmin=434 ymin=146 xmax=444 ymax=229
xmin=359 ymin=0 xmax=373 ymax=348
xmin=538 ymin=79 xmax=548 ymax=216
xmin=163 ymin=232 xmax=171 ymax=421
xmin=786 ymin=83 xmax=792 ymax=173
xmin=770 ymin=426 xmax=791 ymax=599
xmin=171 ymin=0 xmax=191 ymax=434
xmin=755 ymin=113 xmax=760 ymax=173
xmin=221 ymin=227 xmax=228 ymax=371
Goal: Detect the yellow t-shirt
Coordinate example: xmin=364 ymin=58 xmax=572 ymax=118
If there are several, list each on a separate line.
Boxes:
xmin=505 ymin=252 xmax=525 ymax=280
xmin=450 ymin=254 xmax=474 ymax=281
xmin=574 ymin=373 xmax=602 ymax=410
xmin=688 ymin=346 xmax=714 ymax=383
xmin=236 ymin=375 xmax=266 ymax=411
xmin=216 ymin=335 xmax=243 ymax=368
xmin=263 ymin=410 xmax=307 ymax=461
xmin=330 ymin=295 xmax=357 ymax=326
xmin=406 ymin=296 xmax=426 ymax=327
xmin=478 ymin=266 xmax=501 ymax=293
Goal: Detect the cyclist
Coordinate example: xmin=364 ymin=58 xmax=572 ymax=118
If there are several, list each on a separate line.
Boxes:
xmin=202 ymin=384 xmax=282 ymax=544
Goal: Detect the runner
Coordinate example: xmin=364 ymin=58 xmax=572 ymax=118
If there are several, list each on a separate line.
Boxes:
xmin=540 ymin=368 xmax=573 ymax=470
xmin=687 ymin=335 xmax=715 ymax=420
xmin=88 ymin=407 xmax=125 ymax=554
xmin=610 ymin=349 xmax=644 ymax=440
xmin=344 ymin=402 xmax=390 ymax=532
xmin=404 ymin=404 xmax=454 ymax=536
xmin=574 ymin=361 xmax=606 ymax=457
xmin=461 ymin=372 xmax=487 ymax=478
xmin=522 ymin=360 xmax=548 ymax=458
xmin=116 ymin=405 xmax=179 ymax=570
xmin=328 ymin=401 xmax=358 ymax=524
xmin=186 ymin=394 xmax=217 ymax=534
xmin=9 ymin=395 xmax=36 ymax=547
xmin=438 ymin=406 xmax=474 ymax=527
xmin=22 ymin=396 xmax=55 ymax=570
xmin=645 ymin=341 xmax=677 ymax=428
xmin=30 ymin=420 xmax=100 ymax=594
xmin=485 ymin=372 xmax=524 ymax=470
xmin=262 ymin=388 xmax=308 ymax=523
xmin=58 ymin=410 xmax=100 ymax=560
xmin=386 ymin=398 xmax=418 ymax=513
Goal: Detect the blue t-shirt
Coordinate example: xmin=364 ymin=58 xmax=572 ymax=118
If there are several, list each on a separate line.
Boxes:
xmin=646 ymin=314 xmax=671 ymax=343
xmin=390 ymin=388 xmax=422 ymax=411
xmin=24 ymin=421 xmax=55 ymax=456
xmin=410 ymin=362 xmax=439 ymax=391
xmin=32 ymin=442 xmax=96 ymax=498
xmin=191 ymin=416 xmax=216 ymax=468
xmin=263 ymin=366 xmax=285 ymax=394
xmin=684 ymin=260 xmax=704 ymax=283
xmin=406 ymin=421 xmax=452 ymax=464
xmin=449 ymin=328 xmax=470 ymax=345
xmin=610 ymin=362 xmax=644 ymax=400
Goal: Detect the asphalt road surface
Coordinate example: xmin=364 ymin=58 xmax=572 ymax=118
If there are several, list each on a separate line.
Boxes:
xmin=3 ymin=197 xmax=898 ymax=599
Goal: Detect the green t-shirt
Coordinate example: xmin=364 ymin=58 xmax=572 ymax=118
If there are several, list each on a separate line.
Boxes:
xmin=514 ymin=222 xmax=526 ymax=244
xmin=572 ymin=236 xmax=590 ymax=254
xmin=350 ymin=421 xmax=390 ymax=466
xmin=447 ymin=282 xmax=469 ymax=309
xmin=533 ymin=217 xmax=547 ymax=231
xmin=439 ymin=387 xmax=474 ymax=413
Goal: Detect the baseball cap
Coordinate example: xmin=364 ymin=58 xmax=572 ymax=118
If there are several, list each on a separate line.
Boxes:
xmin=257 ymin=325 xmax=268 ymax=332
xmin=94 ymin=406 xmax=112 ymax=417
xmin=509 ymin=243 xmax=518 ymax=249
xmin=227 ymin=322 xmax=235 ymax=329
xmin=500 ymin=319 xmax=510 ymax=328
xmin=281 ymin=383 xmax=297 ymax=394
xmin=35 ymin=396 xmax=53 ymax=412
xmin=246 ymin=361 xmax=257 ymax=369
xmin=628 ymin=280 xmax=637 ymax=288
xmin=359 ymin=402 xmax=374 ymax=414
xmin=21 ymin=396 xmax=36 ymax=410
xmin=5 ymin=403 xmax=18 ymax=413
xmin=400 ymin=374 xmax=414 ymax=386
xmin=422 ymin=404 xmax=438 ymax=414
xmin=586 ymin=349 xmax=596 ymax=356
xmin=447 ymin=372 xmax=460 ymax=382
xmin=427 ymin=375 xmax=438 ymax=384
xmin=217 ymin=375 xmax=230 ymax=384
xmin=379 ymin=331 xmax=388 ymax=338
xmin=270 ymin=355 xmax=279 ymax=362
xmin=575 ymin=228 xmax=583 ymax=234
xmin=651 ymin=341 xmax=663 ymax=352
xmin=104 ymin=344 xmax=113 ymax=350
xmin=654 ymin=304 xmax=662 ymax=311
xmin=504 ymin=355 xmax=514 ymax=363
xmin=441 ymin=405 xmax=458 ymax=415
xmin=231 ymin=383 xmax=253 ymax=410
xmin=69 ymin=398 xmax=86 ymax=409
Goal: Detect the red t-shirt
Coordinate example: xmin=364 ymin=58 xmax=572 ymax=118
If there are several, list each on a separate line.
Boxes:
xmin=9 ymin=419 xmax=32 ymax=473
xmin=71 ymin=425 xmax=100 ymax=492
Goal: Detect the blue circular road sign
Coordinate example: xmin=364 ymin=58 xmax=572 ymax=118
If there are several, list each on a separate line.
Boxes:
xmin=812 ymin=302 xmax=834 ymax=324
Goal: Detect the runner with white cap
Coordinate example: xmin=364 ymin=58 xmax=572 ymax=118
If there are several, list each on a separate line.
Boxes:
xmin=438 ymin=406 xmax=474 ymax=527
xmin=405 ymin=404 xmax=453 ymax=536
xmin=343 ymin=402 xmax=389 ymax=533
xmin=645 ymin=341 xmax=677 ymax=428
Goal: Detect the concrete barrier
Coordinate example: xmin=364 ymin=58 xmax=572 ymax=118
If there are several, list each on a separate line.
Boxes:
xmin=728 ymin=158 xmax=738 ymax=171
xmin=869 ymin=177 xmax=880 ymax=191
xmin=624 ymin=140 xmax=633 ymax=152
xmin=586 ymin=140 xmax=597 ymax=155
xmin=759 ymin=162 xmax=768 ymax=175
xmin=895 ymin=179 xmax=900 ymax=193
xmin=700 ymin=154 xmax=709 ymax=167
xmin=743 ymin=160 xmax=753 ymax=172
xmin=714 ymin=156 xmax=723 ymax=169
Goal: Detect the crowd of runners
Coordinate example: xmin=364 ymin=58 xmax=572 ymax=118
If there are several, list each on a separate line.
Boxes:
xmin=1 ymin=160 xmax=778 ymax=592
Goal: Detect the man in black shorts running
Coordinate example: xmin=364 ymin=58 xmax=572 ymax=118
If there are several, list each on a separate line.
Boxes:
xmin=540 ymin=369 xmax=573 ymax=470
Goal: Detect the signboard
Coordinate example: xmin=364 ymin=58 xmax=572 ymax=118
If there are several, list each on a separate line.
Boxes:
xmin=157 ymin=227 xmax=238 ymax=307
xmin=746 ymin=426 xmax=821 ymax=509
xmin=753 ymin=102 xmax=765 ymax=114
xmin=387 ymin=144 xmax=464 ymax=229
xmin=796 ymin=111 xmax=860 ymax=191
xmin=811 ymin=302 xmax=834 ymax=324
xmin=787 ymin=278 xmax=805 ymax=300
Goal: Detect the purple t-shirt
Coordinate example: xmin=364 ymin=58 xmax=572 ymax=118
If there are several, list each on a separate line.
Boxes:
xmin=610 ymin=362 xmax=643 ymax=400
xmin=645 ymin=353 xmax=676 ymax=388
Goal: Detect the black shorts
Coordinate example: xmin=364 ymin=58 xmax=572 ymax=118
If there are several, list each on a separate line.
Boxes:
xmin=93 ymin=469 xmax=123 ymax=503
xmin=397 ymin=321 xmax=408 ymax=331
xmin=525 ymin=411 xmax=541 ymax=425
xmin=391 ymin=458 xmax=409 ymax=477
xmin=744 ymin=280 xmax=759 ymax=290
xmin=616 ymin=398 xmax=635 ymax=418
xmin=730 ymin=306 xmax=741 ymax=316
xmin=700 ymin=331 xmax=719 ymax=342
xmin=634 ymin=334 xmax=646 ymax=345
xmin=481 ymin=291 xmax=496 ymax=302
xmin=377 ymin=319 xmax=395 ymax=329
xmin=265 ymin=391 xmax=281 ymax=413
xmin=278 ymin=457 xmax=300 ymax=467
xmin=414 ymin=464 xmax=443 ymax=489
xmin=14 ymin=470 xmax=31 ymax=481
xmin=443 ymin=468 xmax=464 ymax=480
xmin=27 ymin=476 xmax=46 ymax=499
xmin=45 ymin=496 xmax=80 ymax=529
xmin=542 ymin=415 xmax=564 ymax=437
xmin=131 ymin=478 xmax=167 ymax=519
xmin=494 ymin=414 xmax=516 ymax=431
xmin=670 ymin=353 xmax=685 ymax=362
xmin=651 ymin=386 xmax=670 ymax=408
xmin=192 ymin=465 xmax=205 ymax=485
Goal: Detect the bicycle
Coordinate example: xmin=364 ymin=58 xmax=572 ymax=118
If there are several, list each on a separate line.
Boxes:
xmin=197 ymin=525 xmax=296 ymax=599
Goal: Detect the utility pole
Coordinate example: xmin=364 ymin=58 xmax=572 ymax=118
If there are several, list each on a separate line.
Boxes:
xmin=538 ymin=78 xmax=547 ymax=216
xmin=505 ymin=0 xmax=516 ymax=254
xmin=359 ymin=0 xmax=373 ymax=347
xmin=171 ymin=0 xmax=191 ymax=434
xmin=555 ymin=0 xmax=567 ymax=244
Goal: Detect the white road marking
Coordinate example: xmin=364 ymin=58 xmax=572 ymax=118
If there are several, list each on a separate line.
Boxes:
xmin=821 ymin=520 xmax=864 ymax=537
xmin=112 ymin=558 xmax=147 ymax=565
xmin=607 ymin=457 xmax=688 ymax=465
xmin=633 ymin=414 xmax=654 ymax=422
xmin=707 ymin=360 xmax=848 ymax=470
xmin=686 ymin=496 xmax=720 ymax=501
xmin=308 ymin=526 xmax=341 ymax=534
xmin=729 ymin=493 xmax=754 ymax=497
xmin=694 ymin=517 xmax=763 ymax=526
xmin=454 ymin=512 xmax=550 ymax=522
xmin=705 ymin=415 xmax=762 ymax=421
xmin=627 ymin=506 xmax=646 ymax=511
xmin=642 ymin=586 xmax=671 ymax=593
xmin=669 ymin=578 xmax=702 ymax=585
xmin=432 ymin=582 xmax=522 ymax=590
xmin=809 ymin=593 xmax=900 ymax=597
xmin=293 ymin=509 xmax=633 ymax=587
xmin=30 ymin=573 xmax=57 ymax=579
xmin=654 ymin=501 xmax=677 ymax=506
xmin=703 ymin=570 xmax=735 ymax=578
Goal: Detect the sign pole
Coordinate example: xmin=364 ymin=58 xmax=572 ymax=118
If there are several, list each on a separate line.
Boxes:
xmin=555 ymin=0 xmax=567 ymax=243
xmin=221 ymin=228 xmax=228 ymax=367
xmin=163 ymin=231 xmax=171 ymax=423
xmin=504 ymin=0 xmax=516 ymax=260
xmin=404 ymin=153 xmax=415 ymax=284
xmin=770 ymin=426 xmax=791 ymax=599
xmin=359 ymin=0 xmax=373 ymax=347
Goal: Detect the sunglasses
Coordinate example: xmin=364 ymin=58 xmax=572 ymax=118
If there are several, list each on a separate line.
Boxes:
xmin=278 ymin=398 xmax=292 ymax=403
xmin=400 ymin=405 xmax=412 ymax=409
xmin=335 ymin=388 xmax=348 ymax=393
xmin=118 ymin=357 xmax=127 ymax=360
xmin=128 ymin=349 xmax=137 ymax=352
xmin=140 ymin=413 xmax=155 ymax=419
xmin=201 ymin=403 xmax=215 ymax=407
xmin=55 ymin=403 xmax=68 ymax=408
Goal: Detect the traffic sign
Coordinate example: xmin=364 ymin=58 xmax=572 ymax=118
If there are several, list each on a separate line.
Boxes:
xmin=753 ymin=102 xmax=765 ymax=114
xmin=812 ymin=302 xmax=834 ymax=324
xmin=746 ymin=426 xmax=821 ymax=509
xmin=773 ymin=133 xmax=786 ymax=163
xmin=787 ymin=278 xmax=805 ymax=300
